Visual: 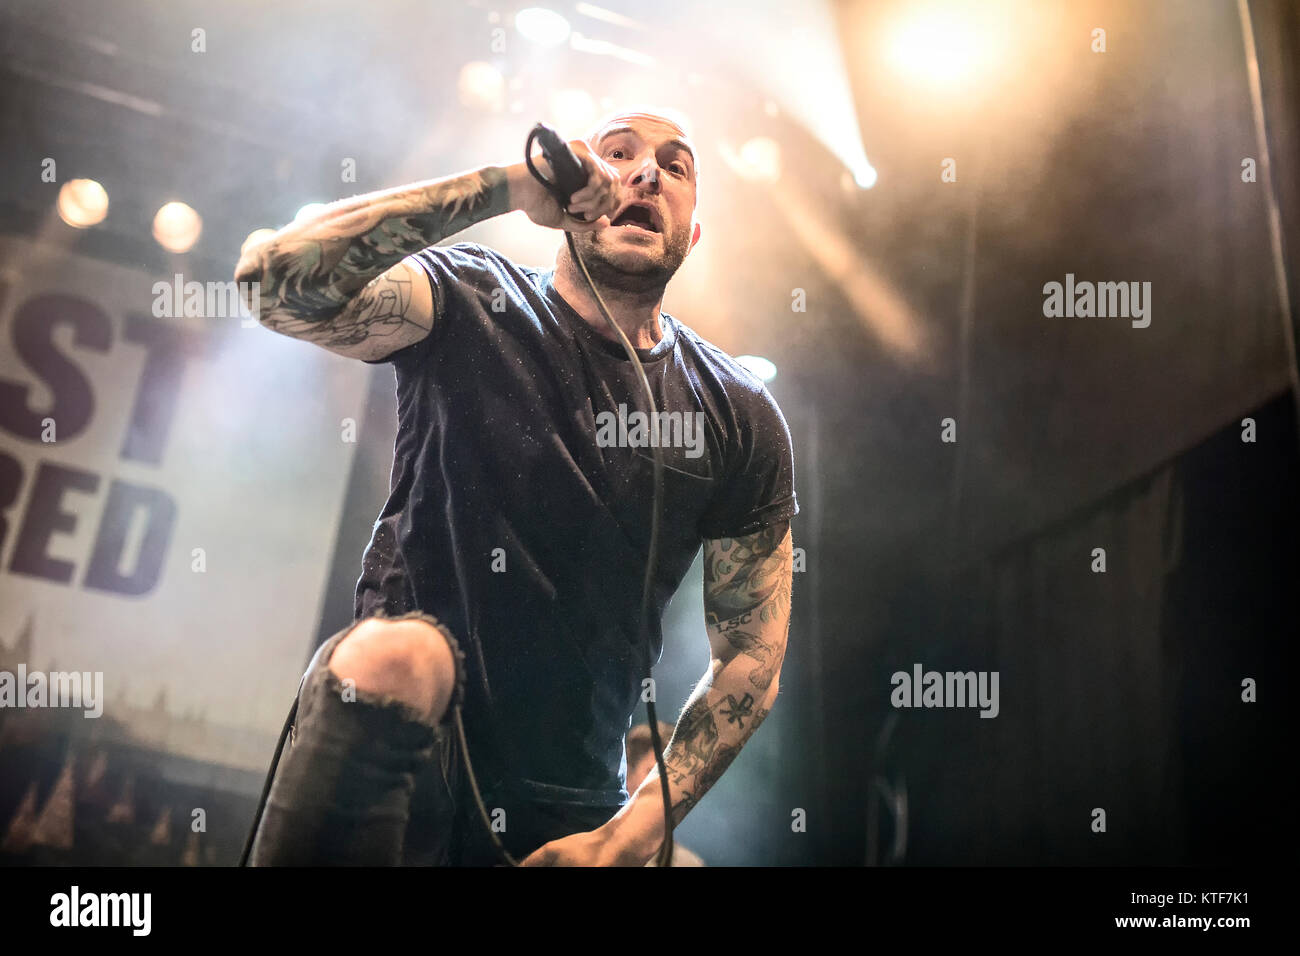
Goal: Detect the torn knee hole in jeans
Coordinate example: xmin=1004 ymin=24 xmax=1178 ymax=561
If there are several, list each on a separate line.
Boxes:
xmin=302 ymin=668 xmax=443 ymax=735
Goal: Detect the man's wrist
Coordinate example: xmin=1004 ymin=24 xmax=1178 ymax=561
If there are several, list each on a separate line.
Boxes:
xmin=601 ymin=784 xmax=672 ymax=865
xmin=502 ymin=162 xmax=535 ymax=216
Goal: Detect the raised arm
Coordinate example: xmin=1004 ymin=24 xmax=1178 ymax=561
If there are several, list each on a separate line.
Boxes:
xmin=234 ymin=169 xmax=507 ymax=360
xmin=234 ymin=143 xmax=624 ymax=361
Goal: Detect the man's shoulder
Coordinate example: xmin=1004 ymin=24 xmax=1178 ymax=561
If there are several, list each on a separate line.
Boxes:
xmin=668 ymin=317 xmax=770 ymax=395
xmin=668 ymin=317 xmax=788 ymax=438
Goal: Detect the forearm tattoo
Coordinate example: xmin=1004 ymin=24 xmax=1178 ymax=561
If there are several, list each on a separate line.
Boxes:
xmin=665 ymin=693 xmax=773 ymax=826
xmin=658 ymin=525 xmax=792 ymax=825
xmin=237 ymin=167 xmax=510 ymax=349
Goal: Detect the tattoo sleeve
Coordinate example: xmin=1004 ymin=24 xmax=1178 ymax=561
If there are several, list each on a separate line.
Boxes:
xmin=660 ymin=523 xmax=793 ymax=826
xmin=234 ymin=166 xmax=511 ymax=355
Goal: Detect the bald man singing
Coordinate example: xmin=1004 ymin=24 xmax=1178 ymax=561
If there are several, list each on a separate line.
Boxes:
xmin=238 ymin=110 xmax=798 ymax=866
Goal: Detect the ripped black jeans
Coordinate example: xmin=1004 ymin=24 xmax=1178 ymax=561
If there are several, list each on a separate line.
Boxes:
xmin=247 ymin=612 xmax=619 ymax=866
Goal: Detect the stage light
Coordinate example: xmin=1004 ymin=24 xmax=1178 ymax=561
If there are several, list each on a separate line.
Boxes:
xmin=294 ymin=202 xmax=327 ymax=223
xmin=549 ymin=88 xmax=597 ymax=135
xmin=458 ymin=61 xmax=505 ymax=112
xmin=152 ymin=201 xmax=201 ymax=253
xmin=853 ymin=164 xmax=878 ymax=189
xmin=515 ymin=8 xmax=571 ymax=46
xmin=57 ymin=178 xmax=109 ymax=228
xmin=885 ymin=4 xmax=1000 ymax=90
xmin=736 ymin=355 xmax=777 ymax=382
xmin=704 ymin=1 xmax=873 ymax=212
xmin=729 ymin=137 xmax=782 ymax=183
xmin=573 ymin=3 xmax=645 ymax=32
xmin=568 ymin=32 xmax=655 ymax=66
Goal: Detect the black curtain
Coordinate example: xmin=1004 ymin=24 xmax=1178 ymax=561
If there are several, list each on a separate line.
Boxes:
xmin=884 ymin=392 xmax=1295 ymax=865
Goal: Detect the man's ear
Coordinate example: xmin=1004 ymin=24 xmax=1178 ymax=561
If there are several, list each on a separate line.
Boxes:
xmin=689 ymin=221 xmax=702 ymax=252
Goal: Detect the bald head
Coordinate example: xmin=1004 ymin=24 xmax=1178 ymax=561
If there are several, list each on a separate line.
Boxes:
xmin=586 ymin=108 xmax=700 ymax=186
xmin=586 ymin=106 xmax=695 ymax=141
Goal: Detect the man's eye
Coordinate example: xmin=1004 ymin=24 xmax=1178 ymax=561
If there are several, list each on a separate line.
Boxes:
xmin=670 ymin=163 xmax=687 ymax=176
xmin=608 ymin=149 xmax=626 ymax=160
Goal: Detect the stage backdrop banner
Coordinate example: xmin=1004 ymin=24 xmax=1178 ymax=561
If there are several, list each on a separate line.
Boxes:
xmin=0 ymin=236 xmax=369 ymax=772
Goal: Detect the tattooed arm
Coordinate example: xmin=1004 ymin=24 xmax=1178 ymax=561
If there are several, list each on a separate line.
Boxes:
xmin=234 ymin=142 xmax=623 ymax=361
xmin=599 ymin=521 xmax=794 ymax=864
xmin=234 ymin=168 xmax=506 ymax=360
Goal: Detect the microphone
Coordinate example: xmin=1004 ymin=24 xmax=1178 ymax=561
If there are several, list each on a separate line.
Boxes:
xmin=529 ymin=122 xmax=589 ymax=206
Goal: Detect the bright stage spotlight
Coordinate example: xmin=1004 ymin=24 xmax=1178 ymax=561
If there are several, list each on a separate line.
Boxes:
xmin=885 ymin=3 xmax=1001 ymax=90
xmin=57 ymin=178 xmax=109 ymax=228
xmin=708 ymin=1 xmax=874 ymax=208
xmin=458 ymin=61 xmax=506 ymax=112
xmin=840 ymin=166 xmax=879 ymax=192
xmin=152 ymin=201 xmax=202 ymax=253
xmin=852 ymin=164 xmax=878 ymax=189
xmin=720 ymin=137 xmax=782 ymax=184
xmin=515 ymin=8 xmax=571 ymax=46
xmin=738 ymin=137 xmax=782 ymax=183
xmin=736 ymin=354 xmax=777 ymax=382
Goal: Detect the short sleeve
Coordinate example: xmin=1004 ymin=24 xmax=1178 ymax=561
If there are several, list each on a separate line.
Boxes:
xmin=698 ymin=377 xmax=799 ymax=540
xmin=362 ymin=242 xmax=492 ymax=367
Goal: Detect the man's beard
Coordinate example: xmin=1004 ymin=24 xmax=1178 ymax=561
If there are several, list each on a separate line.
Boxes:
xmin=570 ymin=223 xmax=692 ymax=296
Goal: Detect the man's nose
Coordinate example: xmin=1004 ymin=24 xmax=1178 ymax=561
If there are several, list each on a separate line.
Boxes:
xmin=628 ymin=159 xmax=661 ymax=192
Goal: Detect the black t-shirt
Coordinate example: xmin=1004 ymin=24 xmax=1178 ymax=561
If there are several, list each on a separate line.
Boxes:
xmin=355 ymin=242 xmax=798 ymax=810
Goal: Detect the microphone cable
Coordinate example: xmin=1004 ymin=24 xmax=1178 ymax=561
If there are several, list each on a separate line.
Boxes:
xmin=461 ymin=124 xmax=675 ymax=868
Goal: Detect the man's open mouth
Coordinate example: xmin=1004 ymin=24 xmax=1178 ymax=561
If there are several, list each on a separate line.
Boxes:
xmin=609 ymin=201 xmax=662 ymax=233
